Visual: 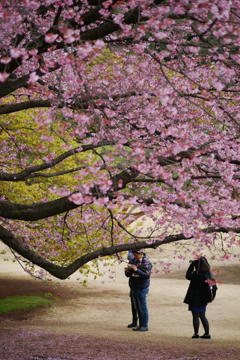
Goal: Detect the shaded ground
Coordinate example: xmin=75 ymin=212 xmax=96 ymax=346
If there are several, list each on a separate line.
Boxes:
xmin=1 ymin=263 xmax=240 ymax=360
xmin=0 ymin=277 xmax=72 ymax=321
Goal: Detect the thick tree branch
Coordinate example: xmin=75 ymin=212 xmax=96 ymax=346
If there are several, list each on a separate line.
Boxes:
xmin=0 ymin=100 xmax=52 ymax=114
xmin=0 ymin=91 xmax=138 ymax=115
xmin=1 ymin=223 xmax=239 ymax=279
xmin=0 ymin=167 xmax=140 ymax=220
xmin=0 ymin=196 xmax=80 ymax=221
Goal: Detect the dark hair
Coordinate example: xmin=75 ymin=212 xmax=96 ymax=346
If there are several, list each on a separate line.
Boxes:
xmin=195 ymin=256 xmax=211 ymax=274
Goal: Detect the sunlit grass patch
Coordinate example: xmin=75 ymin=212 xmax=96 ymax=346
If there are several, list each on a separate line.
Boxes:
xmin=0 ymin=295 xmax=52 ymax=313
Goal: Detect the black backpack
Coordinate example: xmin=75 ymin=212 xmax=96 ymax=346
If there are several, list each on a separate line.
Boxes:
xmin=204 ymin=274 xmax=218 ymax=303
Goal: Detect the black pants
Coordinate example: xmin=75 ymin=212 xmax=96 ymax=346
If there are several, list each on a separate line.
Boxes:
xmin=130 ymin=289 xmax=138 ymax=324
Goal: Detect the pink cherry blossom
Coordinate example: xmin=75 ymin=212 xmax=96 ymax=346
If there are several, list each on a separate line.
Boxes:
xmin=69 ymin=192 xmax=84 ymax=205
xmin=0 ymin=57 xmax=11 ymax=64
xmin=63 ymin=29 xmax=76 ymax=43
xmin=10 ymin=48 xmax=22 ymax=58
xmin=0 ymin=0 xmax=240 ymax=281
xmin=0 ymin=72 xmax=9 ymax=82
xmin=213 ymin=81 xmax=225 ymax=91
xmin=45 ymin=33 xmax=58 ymax=43
xmin=28 ymin=72 xmax=39 ymax=83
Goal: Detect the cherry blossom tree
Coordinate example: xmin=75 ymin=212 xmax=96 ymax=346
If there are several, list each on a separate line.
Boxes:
xmin=0 ymin=0 xmax=240 ymax=280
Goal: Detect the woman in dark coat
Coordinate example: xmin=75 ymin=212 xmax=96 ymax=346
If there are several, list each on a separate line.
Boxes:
xmin=184 ymin=256 xmax=211 ymax=339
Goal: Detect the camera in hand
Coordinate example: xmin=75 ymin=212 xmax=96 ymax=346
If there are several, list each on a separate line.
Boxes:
xmin=189 ymin=260 xmax=197 ymax=263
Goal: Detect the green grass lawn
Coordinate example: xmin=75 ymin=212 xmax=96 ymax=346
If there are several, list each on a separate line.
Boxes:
xmin=0 ymin=295 xmax=52 ymax=313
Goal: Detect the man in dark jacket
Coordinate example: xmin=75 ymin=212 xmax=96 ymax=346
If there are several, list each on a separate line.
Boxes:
xmin=124 ymin=249 xmax=152 ymax=332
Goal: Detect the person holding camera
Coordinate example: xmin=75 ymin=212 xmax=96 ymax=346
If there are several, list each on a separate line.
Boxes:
xmin=184 ymin=256 xmax=212 ymax=339
xmin=124 ymin=249 xmax=152 ymax=332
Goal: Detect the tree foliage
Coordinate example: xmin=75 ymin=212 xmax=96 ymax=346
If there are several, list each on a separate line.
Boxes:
xmin=0 ymin=0 xmax=240 ymax=279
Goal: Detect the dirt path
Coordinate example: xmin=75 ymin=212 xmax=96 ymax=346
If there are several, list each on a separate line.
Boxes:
xmin=1 ymin=255 xmax=240 ymax=360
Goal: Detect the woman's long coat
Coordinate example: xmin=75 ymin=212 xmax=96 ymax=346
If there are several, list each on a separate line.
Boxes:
xmin=184 ymin=263 xmax=210 ymax=307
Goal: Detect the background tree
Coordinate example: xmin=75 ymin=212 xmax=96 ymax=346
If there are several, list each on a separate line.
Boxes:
xmin=0 ymin=0 xmax=240 ymax=280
